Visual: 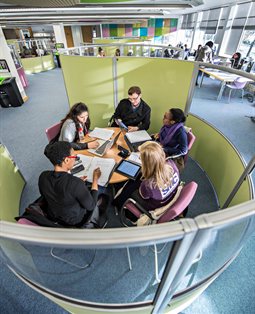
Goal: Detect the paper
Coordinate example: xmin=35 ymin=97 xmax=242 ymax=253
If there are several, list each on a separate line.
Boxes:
xmin=125 ymin=130 xmax=152 ymax=143
xmin=74 ymin=155 xmax=115 ymax=186
xmin=88 ymin=128 xmax=114 ymax=141
xmin=128 ymin=152 xmax=142 ymax=165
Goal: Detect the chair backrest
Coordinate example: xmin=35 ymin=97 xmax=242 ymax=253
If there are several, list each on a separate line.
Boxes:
xmin=158 ymin=181 xmax=198 ymax=223
xmin=184 ymin=130 xmax=196 ymax=163
xmin=45 ymin=122 xmax=62 ymax=142
xmin=233 ymin=77 xmax=248 ymax=89
xmin=17 ymin=218 xmax=39 ymax=226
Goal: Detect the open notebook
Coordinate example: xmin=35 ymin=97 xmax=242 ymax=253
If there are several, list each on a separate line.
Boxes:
xmin=73 ymin=155 xmax=115 ymax=187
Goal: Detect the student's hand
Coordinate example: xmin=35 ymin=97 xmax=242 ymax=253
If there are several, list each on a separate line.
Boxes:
xmin=128 ymin=126 xmax=139 ymax=132
xmin=80 ymin=176 xmax=87 ymax=182
xmin=88 ymin=140 xmax=100 ymax=149
xmin=153 ymin=133 xmax=159 ymax=140
xmin=93 ymin=167 xmax=101 ymax=181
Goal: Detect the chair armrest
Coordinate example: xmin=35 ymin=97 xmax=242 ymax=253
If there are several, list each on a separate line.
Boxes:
xmin=123 ymin=198 xmax=154 ymax=220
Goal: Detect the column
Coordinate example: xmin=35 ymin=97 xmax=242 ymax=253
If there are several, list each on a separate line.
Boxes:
xmin=53 ymin=23 xmax=68 ymax=48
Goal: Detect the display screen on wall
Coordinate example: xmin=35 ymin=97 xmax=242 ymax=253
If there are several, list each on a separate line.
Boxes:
xmin=55 ymin=43 xmax=64 ymax=49
xmin=0 ymin=59 xmax=10 ymax=73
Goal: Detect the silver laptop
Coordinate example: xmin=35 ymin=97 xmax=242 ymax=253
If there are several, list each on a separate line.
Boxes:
xmin=89 ymin=132 xmax=121 ymax=157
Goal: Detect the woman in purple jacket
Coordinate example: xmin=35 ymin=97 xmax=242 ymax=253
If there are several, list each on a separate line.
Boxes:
xmin=113 ymin=141 xmax=180 ymax=212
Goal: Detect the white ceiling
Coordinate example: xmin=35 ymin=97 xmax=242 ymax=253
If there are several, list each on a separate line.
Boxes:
xmin=0 ymin=0 xmax=249 ymax=27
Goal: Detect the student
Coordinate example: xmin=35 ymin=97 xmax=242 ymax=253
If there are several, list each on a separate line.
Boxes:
xmin=39 ymin=141 xmax=108 ymax=228
xmin=196 ymin=41 xmax=214 ymax=63
xmin=111 ymin=86 xmax=151 ymax=132
xmin=115 ymin=48 xmax=121 ymax=57
xmin=97 ymin=47 xmax=105 ymax=57
xmin=58 ymin=102 xmax=99 ymax=150
xmin=153 ymin=108 xmax=188 ymax=170
xmin=113 ymin=142 xmax=180 ymax=211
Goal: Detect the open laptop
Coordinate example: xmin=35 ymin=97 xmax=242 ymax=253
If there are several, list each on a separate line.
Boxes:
xmin=89 ymin=131 xmax=121 ymax=157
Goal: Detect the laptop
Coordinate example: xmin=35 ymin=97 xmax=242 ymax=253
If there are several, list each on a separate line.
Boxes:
xmin=124 ymin=130 xmax=152 ymax=152
xmin=89 ymin=131 xmax=121 ymax=157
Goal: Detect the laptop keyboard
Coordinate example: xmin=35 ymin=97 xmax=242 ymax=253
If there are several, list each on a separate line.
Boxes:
xmin=95 ymin=140 xmax=110 ymax=155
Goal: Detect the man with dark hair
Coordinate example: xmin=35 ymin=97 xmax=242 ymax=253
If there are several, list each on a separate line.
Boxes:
xmin=112 ymin=86 xmax=151 ymax=132
xmin=39 ymin=141 xmax=108 ymax=228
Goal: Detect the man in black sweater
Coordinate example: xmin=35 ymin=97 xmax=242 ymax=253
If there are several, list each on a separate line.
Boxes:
xmin=39 ymin=141 xmax=107 ymax=228
xmin=112 ymin=86 xmax=151 ymax=132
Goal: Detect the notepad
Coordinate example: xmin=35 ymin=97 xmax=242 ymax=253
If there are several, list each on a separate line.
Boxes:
xmin=88 ymin=128 xmax=114 ymax=141
xmin=73 ymin=155 xmax=115 ymax=187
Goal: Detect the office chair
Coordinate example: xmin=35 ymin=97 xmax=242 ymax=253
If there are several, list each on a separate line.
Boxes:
xmin=120 ymin=181 xmax=198 ymax=282
xmin=45 ymin=122 xmax=62 ymax=142
xmin=225 ymin=77 xmax=248 ymax=103
xmin=17 ymin=218 xmax=96 ymax=269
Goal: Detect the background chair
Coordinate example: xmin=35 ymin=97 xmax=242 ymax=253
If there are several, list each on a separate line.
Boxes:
xmin=45 ymin=121 xmax=62 ymax=142
xmin=120 ymin=181 xmax=198 ymax=282
xmin=225 ymin=77 xmax=248 ymax=103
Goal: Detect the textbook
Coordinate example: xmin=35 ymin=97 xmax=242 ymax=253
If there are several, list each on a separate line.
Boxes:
xmin=73 ymin=155 xmax=115 ymax=187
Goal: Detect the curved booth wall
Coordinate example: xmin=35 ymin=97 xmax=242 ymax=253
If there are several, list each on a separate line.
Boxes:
xmin=21 ymin=54 xmax=55 ymax=74
xmin=0 ymin=55 xmax=254 ymax=314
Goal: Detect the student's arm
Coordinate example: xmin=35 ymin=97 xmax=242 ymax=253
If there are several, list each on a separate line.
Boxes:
xmin=60 ymin=120 xmax=89 ymax=150
xmin=113 ymin=101 xmax=124 ymax=120
xmin=139 ymin=181 xmax=152 ymax=199
xmin=75 ymin=179 xmax=98 ymax=212
xmin=163 ymin=129 xmax=188 ymax=156
xmin=138 ymin=106 xmax=151 ymax=130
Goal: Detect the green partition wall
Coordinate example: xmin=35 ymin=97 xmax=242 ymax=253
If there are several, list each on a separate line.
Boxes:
xmin=21 ymin=55 xmax=55 ymax=74
xmin=186 ymin=114 xmax=252 ymax=207
xmin=61 ymin=56 xmax=194 ymax=133
xmin=117 ymin=58 xmax=195 ymax=133
xmin=60 ymin=55 xmax=115 ymax=128
xmin=0 ymin=145 xmax=25 ymax=222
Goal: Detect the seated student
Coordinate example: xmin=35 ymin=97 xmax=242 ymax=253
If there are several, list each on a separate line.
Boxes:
xmin=153 ymin=108 xmax=188 ymax=170
xmin=39 ymin=141 xmax=108 ymax=228
xmin=111 ymin=86 xmax=151 ymax=132
xmin=58 ymin=102 xmax=99 ymax=150
xmin=113 ymin=141 xmax=180 ymax=212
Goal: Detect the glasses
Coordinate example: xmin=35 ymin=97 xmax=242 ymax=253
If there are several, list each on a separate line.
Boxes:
xmin=128 ymin=95 xmax=140 ymax=102
xmin=67 ymin=155 xmax=80 ymax=161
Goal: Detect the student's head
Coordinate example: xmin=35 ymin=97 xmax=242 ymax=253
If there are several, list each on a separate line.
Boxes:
xmin=205 ymin=41 xmax=214 ymax=48
xmin=139 ymin=141 xmax=174 ymax=188
xmin=115 ymin=48 xmax=120 ymax=56
xmin=63 ymin=102 xmax=90 ymax=128
xmin=163 ymin=108 xmax=186 ymax=126
xmin=128 ymin=86 xmax=141 ymax=107
xmin=44 ymin=141 xmax=77 ymax=169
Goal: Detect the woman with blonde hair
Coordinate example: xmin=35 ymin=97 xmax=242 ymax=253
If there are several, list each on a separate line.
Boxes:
xmin=113 ymin=141 xmax=180 ymax=211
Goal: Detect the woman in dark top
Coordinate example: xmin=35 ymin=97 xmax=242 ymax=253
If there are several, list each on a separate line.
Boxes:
xmin=58 ymin=102 xmax=99 ymax=150
xmin=154 ymin=108 xmax=188 ymax=157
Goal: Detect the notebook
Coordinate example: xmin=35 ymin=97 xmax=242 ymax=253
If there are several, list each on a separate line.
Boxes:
xmin=73 ymin=155 xmax=116 ymax=187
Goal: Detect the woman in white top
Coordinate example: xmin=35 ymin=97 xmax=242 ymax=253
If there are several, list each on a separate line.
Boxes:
xmin=58 ymin=102 xmax=99 ymax=150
